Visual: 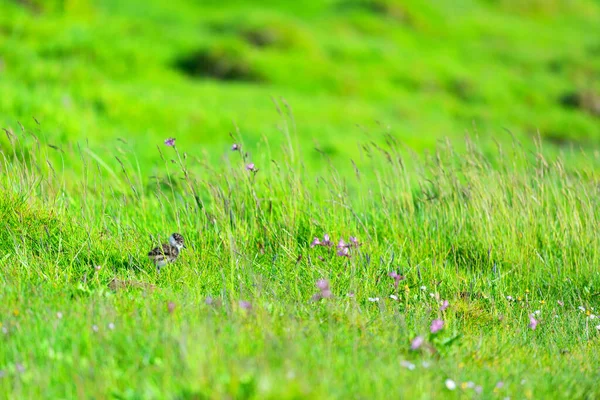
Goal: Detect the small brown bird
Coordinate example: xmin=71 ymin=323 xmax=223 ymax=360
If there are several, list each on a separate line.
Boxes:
xmin=148 ymin=233 xmax=185 ymax=272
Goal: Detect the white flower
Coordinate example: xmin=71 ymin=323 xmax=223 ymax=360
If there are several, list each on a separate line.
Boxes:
xmin=421 ymin=361 xmax=431 ymax=368
xmin=534 ymin=310 xmax=541 ymax=315
xmin=595 ymin=324 xmax=600 ymax=331
xmin=108 ymin=322 xmax=115 ymax=330
xmin=429 ymin=293 xmax=435 ymax=298
xmin=420 ymin=286 xmax=427 ymax=291
xmin=400 ymin=360 xmax=415 ymax=370
xmin=445 ymin=379 xmax=457 ymax=390
xmin=506 ymin=296 xmax=514 ymax=301
xmin=56 ymin=312 xmax=63 ymax=319
xmin=368 ymin=297 xmax=379 ymax=302
xmin=521 ymin=379 xmax=527 ymax=385
xmin=389 ymin=295 xmax=398 ymax=301
xmin=589 ymin=315 xmax=597 ymax=320
xmin=92 ymin=325 xmax=99 ymax=332
xmin=578 ymin=306 xmax=586 ymax=312
xmin=466 ymin=381 xmax=475 ymax=389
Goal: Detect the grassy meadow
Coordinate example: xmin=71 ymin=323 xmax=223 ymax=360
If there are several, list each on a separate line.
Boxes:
xmin=1 ymin=0 xmax=600 ymax=399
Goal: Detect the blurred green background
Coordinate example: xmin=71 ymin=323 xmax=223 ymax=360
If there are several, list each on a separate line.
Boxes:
xmin=0 ymin=0 xmax=599 ymax=166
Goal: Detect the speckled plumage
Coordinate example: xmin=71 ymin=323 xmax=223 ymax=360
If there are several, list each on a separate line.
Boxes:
xmin=148 ymin=233 xmax=185 ymax=271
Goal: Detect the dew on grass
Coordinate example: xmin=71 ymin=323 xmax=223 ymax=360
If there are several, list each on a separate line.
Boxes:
xmin=164 ymin=138 xmax=176 ymax=147
xmin=430 ymin=319 xmax=444 ymax=333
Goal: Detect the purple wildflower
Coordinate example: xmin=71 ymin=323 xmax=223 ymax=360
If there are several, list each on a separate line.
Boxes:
xmin=337 ymin=239 xmax=348 ymax=249
xmin=239 ymin=300 xmax=252 ymax=310
xmin=231 ymin=143 xmax=240 ymax=151
xmin=310 ymin=237 xmax=321 ymax=248
xmin=440 ymin=300 xmax=449 ymax=311
xmin=349 ymin=236 xmax=359 ymax=246
xmin=314 ymin=279 xmax=332 ymax=299
xmin=528 ymin=314 xmax=538 ymax=330
xmin=164 ymin=138 xmax=176 ymax=147
xmin=411 ymin=336 xmax=424 ymax=350
xmin=337 ymin=247 xmax=350 ymax=257
xmin=322 ymin=234 xmax=332 ymax=247
xmin=246 ymin=163 xmax=255 ymax=172
xmin=205 ymin=296 xmax=214 ymax=305
xmin=430 ymin=319 xmax=444 ymax=334
xmin=388 ymin=271 xmax=405 ymax=288
xmin=316 ymin=279 xmax=329 ymax=291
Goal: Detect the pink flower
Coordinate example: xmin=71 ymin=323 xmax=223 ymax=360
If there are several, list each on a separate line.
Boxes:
xmin=231 ymin=143 xmax=240 ymax=151
xmin=164 ymin=138 xmax=176 ymax=147
xmin=440 ymin=300 xmax=449 ymax=311
xmin=337 ymin=239 xmax=348 ymax=249
xmin=310 ymin=237 xmax=321 ymax=248
xmin=337 ymin=247 xmax=350 ymax=257
xmin=322 ymin=234 xmax=332 ymax=247
xmin=316 ymin=279 xmax=329 ymax=291
xmin=430 ymin=319 xmax=444 ymax=334
xmin=528 ymin=314 xmax=538 ymax=330
xmin=349 ymin=236 xmax=359 ymax=246
xmin=246 ymin=163 xmax=256 ymax=172
xmin=388 ymin=271 xmax=405 ymax=288
xmin=239 ymin=300 xmax=252 ymax=310
xmin=313 ymin=279 xmax=332 ymax=300
xmin=411 ymin=336 xmax=424 ymax=350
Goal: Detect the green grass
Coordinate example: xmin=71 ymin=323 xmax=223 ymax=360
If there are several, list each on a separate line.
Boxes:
xmin=1 ymin=0 xmax=600 ymax=398
xmin=1 ymin=122 xmax=600 ymax=398
xmin=0 ymin=0 xmax=599 ymax=168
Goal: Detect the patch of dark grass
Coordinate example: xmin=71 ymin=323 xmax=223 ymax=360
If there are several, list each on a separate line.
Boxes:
xmin=173 ymin=41 xmax=264 ymax=82
xmin=336 ymin=0 xmax=415 ymax=25
xmin=559 ymin=90 xmax=600 ymax=117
